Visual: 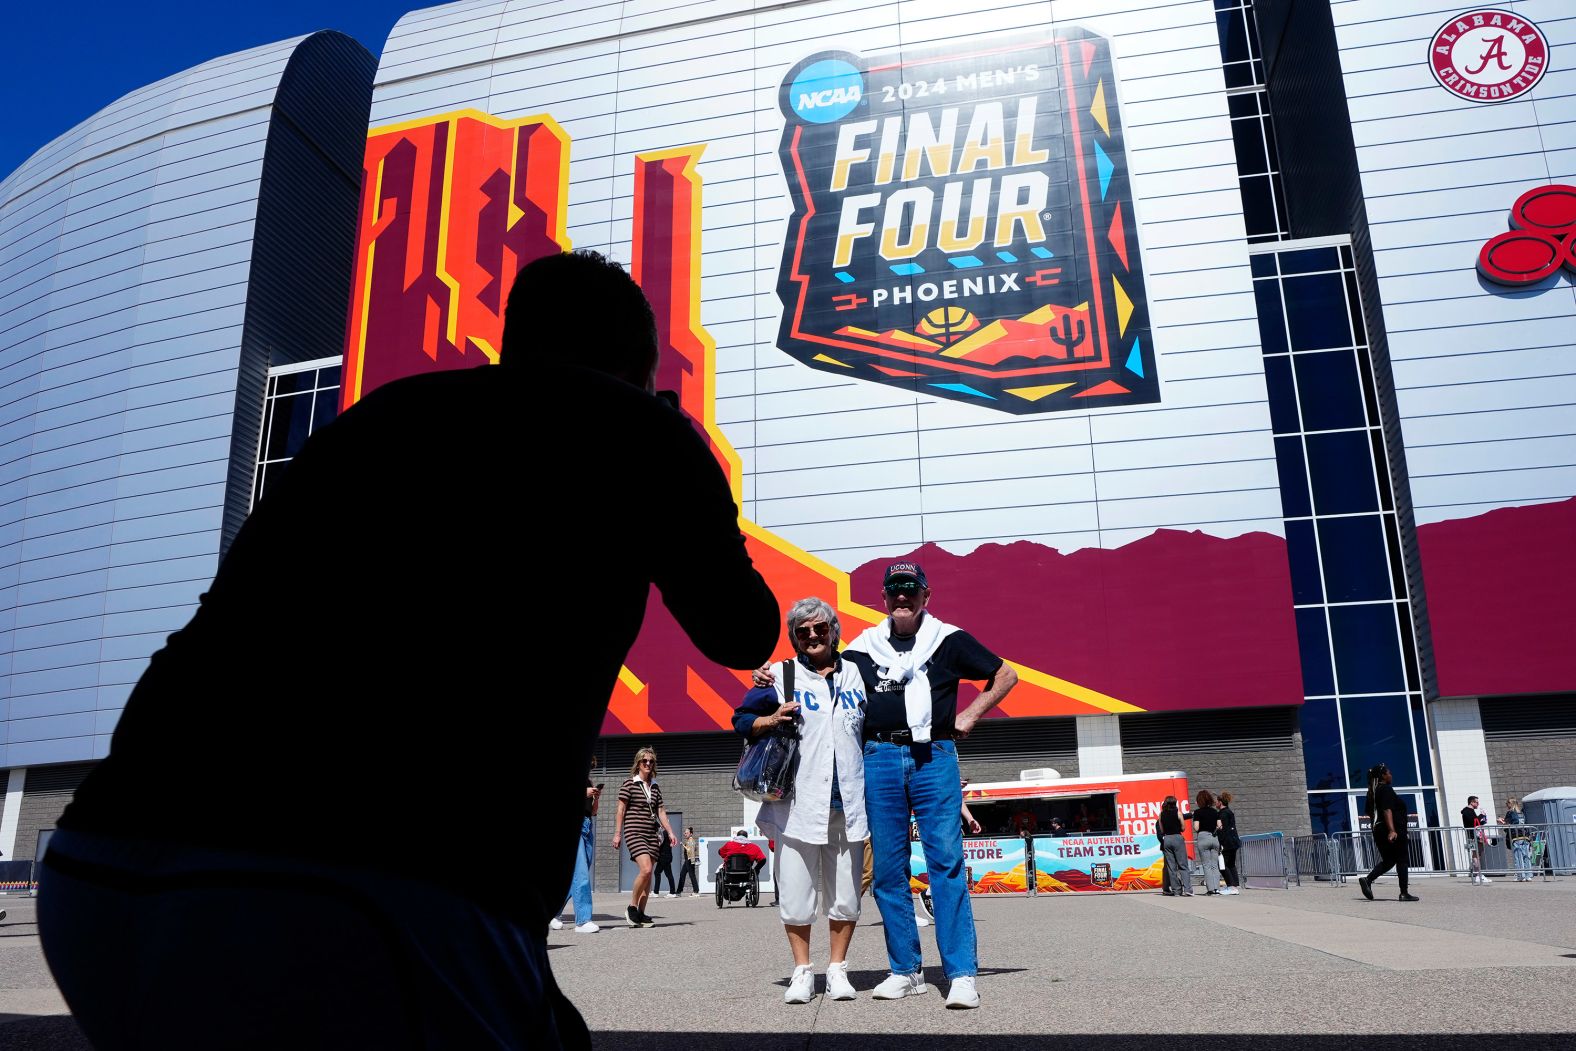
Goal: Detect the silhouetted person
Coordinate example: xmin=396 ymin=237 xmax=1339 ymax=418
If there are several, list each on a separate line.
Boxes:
xmin=38 ymin=250 xmax=779 ymax=1050
xmin=1358 ymin=763 xmax=1418 ymax=902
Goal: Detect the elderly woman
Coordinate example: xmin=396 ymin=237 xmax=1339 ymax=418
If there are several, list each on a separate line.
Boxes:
xmin=734 ymin=597 xmax=867 ymax=1005
xmin=613 ymin=746 xmax=678 ymax=928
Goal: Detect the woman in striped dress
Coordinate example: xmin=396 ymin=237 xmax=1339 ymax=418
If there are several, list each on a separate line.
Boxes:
xmin=613 ymin=747 xmax=677 ymax=928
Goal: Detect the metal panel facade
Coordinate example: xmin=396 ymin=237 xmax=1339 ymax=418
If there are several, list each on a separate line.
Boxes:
xmin=357 ymin=0 xmax=1307 ymax=732
xmin=0 ymin=39 xmax=316 ymax=766
xmin=1331 ymin=1 xmax=1576 ymax=697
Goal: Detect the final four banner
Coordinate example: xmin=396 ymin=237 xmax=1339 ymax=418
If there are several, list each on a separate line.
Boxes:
xmin=775 ymin=29 xmax=1157 ymax=414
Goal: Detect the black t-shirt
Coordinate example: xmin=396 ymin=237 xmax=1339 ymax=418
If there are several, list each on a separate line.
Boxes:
xmin=1371 ymin=785 xmax=1407 ymax=839
xmin=847 ymin=625 xmax=1004 ymax=739
xmin=1157 ymin=809 xmax=1183 ymax=837
xmin=1192 ymin=805 xmax=1220 ymax=834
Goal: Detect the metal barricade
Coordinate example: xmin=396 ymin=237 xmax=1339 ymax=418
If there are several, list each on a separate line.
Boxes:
xmin=1315 ymin=823 xmax=1571 ymax=882
xmin=1289 ymin=832 xmax=1346 ymax=885
xmin=1237 ymin=831 xmax=1290 ymax=889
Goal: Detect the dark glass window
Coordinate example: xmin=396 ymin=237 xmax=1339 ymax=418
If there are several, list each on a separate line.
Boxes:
xmin=1316 ymin=515 xmax=1391 ymax=602
xmin=1305 ymin=431 xmax=1378 ymax=515
xmin=264 ymin=391 xmax=315 ymax=461
xmin=313 ymin=388 xmax=341 ymax=432
xmin=1411 ymin=696 xmax=1434 ymax=784
xmin=1263 ymin=355 xmax=1299 ymax=434
xmin=1294 ymin=350 xmax=1366 ymax=432
xmin=1283 ymin=272 xmax=1352 ymax=350
xmin=1253 ymin=280 xmax=1287 ymax=354
xmin=1329 ymin=603 xmax=1405 ymax=694
xmin=1240 ymin=175 xmax=1280 ymax=241
xmin=1250 ymin=253 xmax=1276 ymax=278
xmin=1308 ymin=790 xmax=1351 ymax=835
xmin=1342 ymin=695 xmax=1418 ymax=789
xmin=1275 ymin=248 xmax=1339 ymax=275
xmin=1217 ymin=8 xmax=1252 ymax=66
xmin=1296 ymin=607 xmax=1335 ymax=697
xmin=1274 ymin=436 xmax=1311 ymax=517
xmin=270 ymin=371 xmax=313 ymax=396
xmin=1302 ymin=700 xmax=1346 ymax=791
xmin=1286 ymin=519 xmax=1322 ymax=605
xmin=1233 ymin=117 xmax=1270 ymax=176
xmin=318 ymin=365 xmax=343 ymax=387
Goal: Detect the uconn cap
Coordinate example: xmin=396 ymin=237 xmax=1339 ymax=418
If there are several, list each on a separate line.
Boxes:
xmin=882 ymin=562 xmax=927 ymax=588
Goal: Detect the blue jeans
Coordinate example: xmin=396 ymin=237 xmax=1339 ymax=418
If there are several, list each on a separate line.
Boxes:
xmin=1512 ymin=837 xmax=1532 ymax=880
xmin=864 ymin=739 xmax=977 ymax=980
xmin=563 ymin=817 xmax=595 ymax=924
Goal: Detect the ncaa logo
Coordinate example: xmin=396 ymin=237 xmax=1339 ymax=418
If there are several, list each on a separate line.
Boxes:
xmin=788 ymin=57 xmax=863 ymax=124
xmin=1428 ymin=9 xmax=1550 ymax=103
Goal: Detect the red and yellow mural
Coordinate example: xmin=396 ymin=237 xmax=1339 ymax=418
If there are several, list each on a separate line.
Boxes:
xmin=342 ymin=109 xmax=1304 ymax=733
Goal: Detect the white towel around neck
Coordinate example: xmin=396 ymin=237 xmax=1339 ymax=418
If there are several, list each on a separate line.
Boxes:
xmin=845 ymin=612 xmax=957 ymax=742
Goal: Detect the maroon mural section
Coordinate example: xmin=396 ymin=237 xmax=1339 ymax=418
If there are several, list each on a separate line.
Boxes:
xmin=836 ymin=529 xmax=1307 ymax=713
xmin=1418 ymin=496 xmax=1576 ymax=698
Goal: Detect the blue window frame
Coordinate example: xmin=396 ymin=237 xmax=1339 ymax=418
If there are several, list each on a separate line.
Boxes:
xmin=1293 ymin=350 xmax=1366 ymax=432
xmin=1286 ymin=519 xmax=1323 ymax=604
xmin=1302 ymin=699 xmax=1346 ymax=791
xmin=1341 ymin=695 xmax=1419 ymax=789
xmin=1316 ymin=515 xmax=1391 ymax=603
xmin=1295 ymin=607 xmax=1335 ymax=697
xmin=1329 ymin=603 xmax=1405 ymax=695
xmin=1304 ymin=431 xmax=1378 ymax=515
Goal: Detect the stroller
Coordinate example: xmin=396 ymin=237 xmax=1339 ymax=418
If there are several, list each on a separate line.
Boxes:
xmin=714 ymin=853 xmax=762 ymax=908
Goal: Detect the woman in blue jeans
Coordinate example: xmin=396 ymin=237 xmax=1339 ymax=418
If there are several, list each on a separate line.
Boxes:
xmin=551 ymin=778 xmax=602 ymax=933
xmin=1505 ymin=798 xmax=1534 ymax=881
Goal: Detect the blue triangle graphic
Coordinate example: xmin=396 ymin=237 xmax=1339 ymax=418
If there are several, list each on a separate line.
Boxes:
xmin=1094 ymin=141 xmax=1114 ymax=201
xmin=1125 ymin=338 xmax=1144 ymax=378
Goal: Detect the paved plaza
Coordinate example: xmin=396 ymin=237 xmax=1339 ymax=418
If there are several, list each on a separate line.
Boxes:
xmin=2 ymin=878 xmax=1575 ymax=1048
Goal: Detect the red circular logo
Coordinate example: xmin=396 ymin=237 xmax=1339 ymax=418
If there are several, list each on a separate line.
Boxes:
xmin=1477 ymin=184 xmax=1576 ymax=286
xmin=1429 ymin=10 xmax=1550 ymax=103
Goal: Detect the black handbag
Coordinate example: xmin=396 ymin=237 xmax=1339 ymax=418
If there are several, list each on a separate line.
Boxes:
xmin=732 ymin=660 xmax=801 ymax=803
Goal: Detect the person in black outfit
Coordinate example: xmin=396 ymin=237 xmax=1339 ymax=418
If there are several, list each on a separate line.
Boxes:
xmin=1217 ymin=791 xmax=1242 ymax=894
xmin=654 ymin=828 xmax=678 ymax=897
xmin=1158 ymin=796 xmax=1189 ymax=896
xmin=1358 ymin=763 xmax=1419 ymax=902
xmin=37 ymin=251 xmax=780 ymax=1050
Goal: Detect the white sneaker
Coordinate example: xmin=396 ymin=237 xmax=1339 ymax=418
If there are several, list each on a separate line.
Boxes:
xmin=914 ymin=912 xmax=932 ymax=927
xmin=574 ymin=922 xmax=600 ymax=933
xmin=784 ymin=964 xmax=816 ymax=1004
xmin=945 ymin=975 xmax=980 ymax=1009
xmin=548 ymin=917 xmax=564 ymax=930
xmin=871 ymin=972 xmax=927 ymax=1000
xmin=662 ymin=892 xmax=675 ymax=898
xmin=825 ymin=962 xmax=857 ymax=1001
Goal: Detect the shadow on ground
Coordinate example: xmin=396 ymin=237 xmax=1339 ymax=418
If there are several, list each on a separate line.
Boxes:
xmin=593 ymin=1037 xmax=1573 ymax=1051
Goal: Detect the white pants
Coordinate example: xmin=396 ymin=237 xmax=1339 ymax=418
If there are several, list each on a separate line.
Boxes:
xmin=774 ymin=809 xmax=863 ymax=927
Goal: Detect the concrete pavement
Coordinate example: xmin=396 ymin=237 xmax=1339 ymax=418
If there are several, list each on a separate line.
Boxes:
xmin=3 ymin=878 xmax=1575 ymax=1048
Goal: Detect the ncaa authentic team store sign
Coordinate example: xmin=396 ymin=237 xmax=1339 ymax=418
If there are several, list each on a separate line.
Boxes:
xmin=774 ymin=29 xmax=1158 ymax=414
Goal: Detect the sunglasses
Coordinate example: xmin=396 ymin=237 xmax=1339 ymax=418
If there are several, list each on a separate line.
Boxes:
xmin=793 ymin=622 xmax=831 ymax=640
xmin=884 ymin=581 xmax=922 ymax=595
xmin=639 ymin=759 xmax=653 ymax=766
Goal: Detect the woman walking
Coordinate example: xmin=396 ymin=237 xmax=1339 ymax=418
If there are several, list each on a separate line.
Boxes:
xmin=1358 ymin=763 xmax=1418 ymax=902
xmin=734 ymin=597 xmax=868 ymax=1004
xmin=679 ymin=826 xmax=701 ymax=895
xmin=613 ymin=747 xmax=678 ymax=927
xmin=1217 ymin=791 xmax=1242 ymax=895
xmin=1191 ymin=790 xmax=1224 ymax=895
xmin=1158 ymin=796 xmax=1190 ymax=896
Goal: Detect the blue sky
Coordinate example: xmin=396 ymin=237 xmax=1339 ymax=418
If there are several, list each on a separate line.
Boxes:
xmin=2 ymin=1 xmax=420 ymax=179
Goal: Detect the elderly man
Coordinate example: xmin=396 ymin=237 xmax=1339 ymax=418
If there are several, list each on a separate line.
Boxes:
xmin=846 ymin=562 xmax=1017 ymax=1008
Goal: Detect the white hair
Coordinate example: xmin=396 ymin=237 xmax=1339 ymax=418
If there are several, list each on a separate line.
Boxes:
xmin=786 ymin=596 xmax=840 ymax=650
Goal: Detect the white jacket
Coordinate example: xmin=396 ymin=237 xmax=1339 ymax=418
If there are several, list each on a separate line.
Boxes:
xmin=753 ymin=657 xmax=868 ymax=845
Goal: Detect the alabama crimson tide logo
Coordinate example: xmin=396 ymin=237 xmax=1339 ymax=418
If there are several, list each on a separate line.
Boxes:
xmin=1428 ymin=10 xmax=1550 ymax=103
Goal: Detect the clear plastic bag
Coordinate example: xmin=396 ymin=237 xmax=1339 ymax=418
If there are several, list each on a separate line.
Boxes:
xmin=732 ymin=732 xmax=800 ymax=803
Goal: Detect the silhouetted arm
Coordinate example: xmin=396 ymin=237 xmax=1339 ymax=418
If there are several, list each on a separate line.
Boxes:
xmin=648 ymin=410 xmax=778 ymax=669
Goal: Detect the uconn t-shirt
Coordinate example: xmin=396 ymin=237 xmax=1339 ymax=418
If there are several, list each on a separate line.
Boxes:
xmin=846 ymin=628 xmax=1003 ymax=740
